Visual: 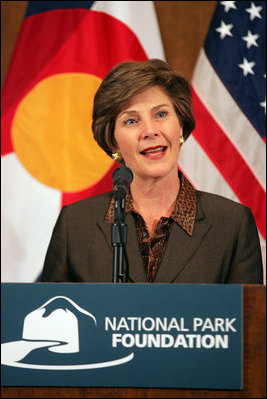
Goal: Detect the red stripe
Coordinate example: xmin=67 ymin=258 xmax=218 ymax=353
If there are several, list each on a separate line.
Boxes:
xmin=1 ymin=109 xmax=15 ymax=154
xmin=192 ymin=87 xmax=266 ymax=239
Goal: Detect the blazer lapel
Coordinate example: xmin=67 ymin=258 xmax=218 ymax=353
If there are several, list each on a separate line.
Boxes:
xmin=154 ymin=207 xmax=211 ymax=283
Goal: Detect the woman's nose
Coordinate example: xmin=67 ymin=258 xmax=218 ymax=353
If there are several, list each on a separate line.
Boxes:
xmin=142 ymin=125 xmax=160 ymax=140
xmin=144 ymin=130 xmax=159 ymax=139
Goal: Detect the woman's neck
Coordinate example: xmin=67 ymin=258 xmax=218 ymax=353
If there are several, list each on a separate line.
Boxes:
xmin=130 ymin=171 xmax=180 ymax=221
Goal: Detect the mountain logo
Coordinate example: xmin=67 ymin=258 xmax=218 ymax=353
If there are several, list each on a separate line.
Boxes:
xmin=1 ymin=296 xmax=134 ymax=370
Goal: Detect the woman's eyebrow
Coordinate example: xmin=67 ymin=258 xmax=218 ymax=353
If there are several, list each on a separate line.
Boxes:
xmin=152 ymin=104 xmax=171 ymax=111
xmin=118 ymin=109 xmax=138 ymax=118
xmin=118 ymin=104 xmax=171 ymax=118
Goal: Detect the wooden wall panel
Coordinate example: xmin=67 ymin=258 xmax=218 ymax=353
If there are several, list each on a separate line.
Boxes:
xmin=1 ymin=1 xmax=217 ymax=91
xmin=154 ymin=1 xmax=216 ymax=80
xmin=1 ymin=1 xmax=28 ymax=91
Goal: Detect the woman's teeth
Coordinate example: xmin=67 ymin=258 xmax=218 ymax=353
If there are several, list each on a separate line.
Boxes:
xmin=141 ymin=146 xmax=166 ymax=155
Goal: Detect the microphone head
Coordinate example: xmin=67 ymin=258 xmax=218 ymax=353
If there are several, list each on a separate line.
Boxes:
xmin=112 ymin=166 xmax=133 ymax=185
xmin=112 ymin=166 xmax=133 ymax=199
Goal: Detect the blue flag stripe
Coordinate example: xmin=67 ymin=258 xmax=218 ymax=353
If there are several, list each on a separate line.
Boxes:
xmin=25 ymin=1 xmax=95 ymax=18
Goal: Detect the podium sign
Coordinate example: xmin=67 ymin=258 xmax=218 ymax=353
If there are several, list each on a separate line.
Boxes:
xmin=1 ymin=283 xmax=242 ymax=389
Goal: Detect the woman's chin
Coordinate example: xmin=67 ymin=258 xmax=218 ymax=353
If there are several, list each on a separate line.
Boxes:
xmin=139 ymin=165 xmax=177 ymax=180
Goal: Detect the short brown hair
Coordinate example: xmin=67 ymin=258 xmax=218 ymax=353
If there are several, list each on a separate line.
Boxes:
xmin=92 ymin=59 xmax=195 ymax=158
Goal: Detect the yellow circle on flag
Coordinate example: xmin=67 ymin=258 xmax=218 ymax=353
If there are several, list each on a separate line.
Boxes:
xmin=12 ymin=73 xmax=113 ymax=192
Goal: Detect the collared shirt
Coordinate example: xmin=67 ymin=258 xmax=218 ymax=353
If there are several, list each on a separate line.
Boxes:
xmin=105 ymin=172 xmax=197 ymax=282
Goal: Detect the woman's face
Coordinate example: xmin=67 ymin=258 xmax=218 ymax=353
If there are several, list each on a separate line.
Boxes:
xmin=114 ymin=85 xmax=183 ymax=182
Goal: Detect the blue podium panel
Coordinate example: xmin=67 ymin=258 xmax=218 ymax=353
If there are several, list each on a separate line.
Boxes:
xmin=1 ymin=283 xmax=242 ymax=389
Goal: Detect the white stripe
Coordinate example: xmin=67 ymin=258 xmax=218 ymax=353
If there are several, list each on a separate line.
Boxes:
xmin=1 ymin=154 xmax=61 ymax=282
xmin=91 ymin=1 xmax=165 ymax=59
xmin=179 ymin=135 xmax=239 ymax=201
xmin=192 ymin=48 xmax=266 ymax=191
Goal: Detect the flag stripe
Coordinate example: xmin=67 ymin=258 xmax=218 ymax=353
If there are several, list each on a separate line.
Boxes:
xmin=192 ymin=49 xmax=266 ymax=190
xmin=1 ymin=153 xmax=61 ymax=282
xmin=179 ymin=136 xmax=240 ymax=202
xmin=25 ymin=1 xmax=95 ymax=17
xmin=1 ymin=111 xmax=15 ymax=155
xmin=192 ymin=88 xmax=266 ymax=239
xmin=91 ymin=1 xmax=165 ymax=59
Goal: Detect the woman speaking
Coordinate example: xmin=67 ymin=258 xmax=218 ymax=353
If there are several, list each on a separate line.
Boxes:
xmin=41 ymin=59 xmax=263 ymax=284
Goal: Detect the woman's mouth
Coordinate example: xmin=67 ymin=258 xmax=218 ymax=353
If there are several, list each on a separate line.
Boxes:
xmin=140 ymin=145 xmax=167 ymax=159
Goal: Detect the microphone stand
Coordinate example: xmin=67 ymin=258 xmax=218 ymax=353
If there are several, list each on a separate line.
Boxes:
xmin=112 ymin=196 xmax=128 ymax=283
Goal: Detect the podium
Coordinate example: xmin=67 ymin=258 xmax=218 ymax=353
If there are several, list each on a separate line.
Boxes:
xmin=1 ymin=284 xmax=266 ymax=398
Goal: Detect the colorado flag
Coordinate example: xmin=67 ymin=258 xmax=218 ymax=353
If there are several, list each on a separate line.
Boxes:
xmin=1 ymin=1 xmax=165 ymax=282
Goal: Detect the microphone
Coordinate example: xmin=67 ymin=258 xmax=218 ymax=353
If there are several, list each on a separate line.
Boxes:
xmin=112 ymin=166 xmax=133 ymax=283
xmin=112 ymin=166 xmax=133 ymax=200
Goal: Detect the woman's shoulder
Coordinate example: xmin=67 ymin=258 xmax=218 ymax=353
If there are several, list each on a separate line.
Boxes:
xmin=197 ymin=190 xmax=243 ymax=207
xmin=196 ymin=190 xmax=249 ymax=219
xmin=62 ymin=191 xmax=112 ymax=215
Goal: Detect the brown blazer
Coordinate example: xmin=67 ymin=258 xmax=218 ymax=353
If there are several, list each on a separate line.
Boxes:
xmin=41 ymin=190 xmax=263 ymax=284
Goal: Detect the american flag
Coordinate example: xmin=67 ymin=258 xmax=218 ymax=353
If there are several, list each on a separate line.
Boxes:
xmin=179 ymin=1 xmax=266 ymax=280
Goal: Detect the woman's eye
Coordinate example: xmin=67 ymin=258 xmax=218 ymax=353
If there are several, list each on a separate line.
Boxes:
xmin=157 ymin=111 xmax=167 ymax=118
xmin=124 ymin=118 xmax=137 ymax=126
